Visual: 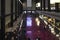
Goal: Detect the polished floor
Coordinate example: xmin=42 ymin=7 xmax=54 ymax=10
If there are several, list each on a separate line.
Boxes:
xmin=5 ymin=14 xmax=59 ymax=40
xmin=25 ymin=14 xmax=59 ymax=40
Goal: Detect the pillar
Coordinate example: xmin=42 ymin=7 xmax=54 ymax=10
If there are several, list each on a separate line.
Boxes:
xmin=48 ymin=0 xmax=50 ymax=11
xmin=1 ymin=0 xmax=5 ymax=40
xmin=43 ymin=0 xmax=45 ymax=11
xmin=40 ymin=0 xmax=42 ymax=11
xmin=55 ymin=3 xmax=59 ymax=12
xmin=15 ymin=0 xmax=17 ymax=20
xmin=10 ymin=0 xmax=13 ymax=27
xmin=45 ymin=0 xmax=48 ymax=11
xmin=0 ymin=0 xmax=1 ymax=29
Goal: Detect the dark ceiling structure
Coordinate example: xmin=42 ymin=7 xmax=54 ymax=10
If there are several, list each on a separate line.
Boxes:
xmin=21 ymin=0 xmax=40 ymax=3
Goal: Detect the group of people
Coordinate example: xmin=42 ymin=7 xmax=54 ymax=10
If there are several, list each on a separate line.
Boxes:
xmin=5 ymin=29 xmax=19 ymax=40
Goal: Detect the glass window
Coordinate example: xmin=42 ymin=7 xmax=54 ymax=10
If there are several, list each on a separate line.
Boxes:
xmin=50 ymin=0 xmax=60 ymax=11
xmin=50 ymin=0 xmax=60 ymax=4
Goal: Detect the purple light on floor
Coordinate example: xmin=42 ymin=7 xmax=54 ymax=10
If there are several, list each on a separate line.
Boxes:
xmin=27 ymin=31 xmax=32 ymax=34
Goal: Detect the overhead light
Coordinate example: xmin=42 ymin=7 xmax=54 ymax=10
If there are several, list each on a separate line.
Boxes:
xmin=36 ymin=3 xmax=41 ymax=7
xmin=50 ymin=0 xmax=60 ymax=4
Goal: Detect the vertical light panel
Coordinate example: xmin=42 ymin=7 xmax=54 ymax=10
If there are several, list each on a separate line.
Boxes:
xmin=26 ymin=17 xmax=32 ymax=27
xmin=27 ymin=0 xmax=32 ymax=7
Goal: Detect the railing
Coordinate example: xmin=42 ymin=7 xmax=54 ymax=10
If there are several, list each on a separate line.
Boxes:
xmin=5 ymin=13 xmax=24 ymax=40
xmin=39 ymin=15 xmax=60 ymax=39
xmin=36 ymin=11 xmax=60 ymax=20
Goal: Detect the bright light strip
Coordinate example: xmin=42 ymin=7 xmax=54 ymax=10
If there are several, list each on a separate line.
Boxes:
xmin=35 ymin=18 xmax=39 ymax=22
xmin=19 ymin=0 xmax=22 ymax=4
xmin=44 ymin=20 xmax=48 ymax=25
xmin=37 ymin=21 xmax=40 ymax=26
xmin=35 ymin=18 xmax=40 ymax=26
xmin=56 ymin=34 xmax=59 ymax=37
xmin=50 ymin=0 xmax=60 ymax=4
xmin=39 ymin=16 xmax=43 ymax=19
xmin=19 ymin=20 xmax=23 ymax=30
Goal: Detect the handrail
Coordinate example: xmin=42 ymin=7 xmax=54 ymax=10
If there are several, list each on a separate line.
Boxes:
xmin=43 ymin=18 xmax=60 ymax=31
xmin=36 ymin=11 xmax=60 ymax=20
xmin=5 ymin=13 xmax=24 ymax=33
xmin=49 ymin=22 xmax=60 ymax=31
xmin=39 ymin=16 xmax=60 ymax=37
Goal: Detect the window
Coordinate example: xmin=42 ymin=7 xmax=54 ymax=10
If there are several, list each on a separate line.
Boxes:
xmin=50 ymin=0 xmax=60 ymax=4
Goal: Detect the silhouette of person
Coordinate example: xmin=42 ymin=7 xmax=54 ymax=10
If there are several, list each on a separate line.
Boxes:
xmin=28 ymin=38 xmax=30 ymax=40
